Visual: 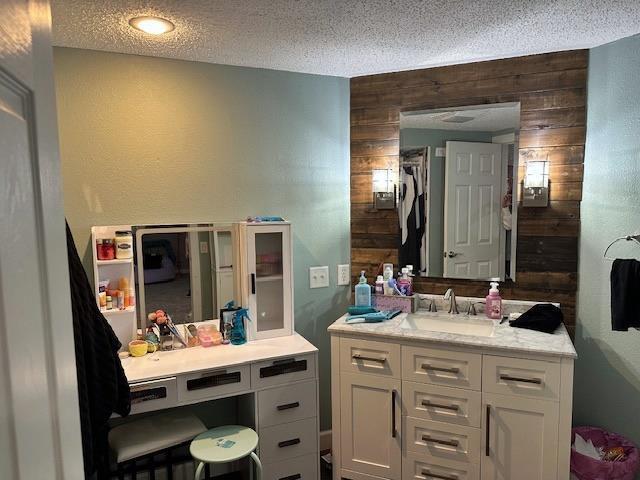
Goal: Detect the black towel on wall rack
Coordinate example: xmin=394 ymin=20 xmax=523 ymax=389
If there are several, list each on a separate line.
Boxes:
xmin=611 ymin=259 xmax=640 ymax=331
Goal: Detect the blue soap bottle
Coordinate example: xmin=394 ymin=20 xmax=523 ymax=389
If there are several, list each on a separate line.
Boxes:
xmin=354 ymin=270 xmax=372 ymax=307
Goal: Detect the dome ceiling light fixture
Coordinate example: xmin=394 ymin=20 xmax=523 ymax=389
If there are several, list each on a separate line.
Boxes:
xmin=128 ymin=16 xmax=175 ymax=35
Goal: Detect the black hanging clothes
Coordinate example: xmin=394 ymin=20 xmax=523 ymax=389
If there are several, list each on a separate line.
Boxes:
xmin=66 ymin=222 xmax=131 ymax=477
xmin=399 ymin=163 xmax=426 ymax=272
xmin=611 ymin=258 xmax=640 ymax=331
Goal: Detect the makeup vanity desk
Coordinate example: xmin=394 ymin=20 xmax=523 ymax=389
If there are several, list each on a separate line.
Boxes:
xmin=120 ymin=333 xmax=320 ymax=480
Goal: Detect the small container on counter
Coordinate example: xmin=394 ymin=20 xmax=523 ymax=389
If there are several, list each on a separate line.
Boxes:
xmin=115 ymin=230 xmax=133 ymax=259
xmin=197 ymin=324 xmax=223 ymax=347
xmin=97 ymin=238 xmax=116 ymax=260
xmin=106 ymin=295 xmax=113 ymax=310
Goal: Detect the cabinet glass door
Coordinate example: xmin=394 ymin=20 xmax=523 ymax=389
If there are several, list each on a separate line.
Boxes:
xmin=248 ymin=225 xmax=292 ymax=339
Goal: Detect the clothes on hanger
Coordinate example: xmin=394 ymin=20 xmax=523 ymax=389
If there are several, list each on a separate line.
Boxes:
xmin=399 ymin=158 xmax=426 ymax=272
xmin=66 ymin=221 xmax=131 ymax=476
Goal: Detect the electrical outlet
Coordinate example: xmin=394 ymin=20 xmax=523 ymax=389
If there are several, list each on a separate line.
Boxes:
xmin=309 ymin=266 xmax=329 ymax=289
xmin=337 ymin=264 xmax=351 ymax=286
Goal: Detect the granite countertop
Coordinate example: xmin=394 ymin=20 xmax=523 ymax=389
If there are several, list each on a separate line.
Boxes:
xmin=328 ymin=307 xmax=577 ymax=359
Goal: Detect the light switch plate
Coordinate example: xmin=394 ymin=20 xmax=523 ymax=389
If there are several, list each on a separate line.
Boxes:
xmin=199 ymin=241 xmax=208 ymax=254
xmin=435 ymin=147 xmax=446 ymax=157
xmin=337 ymin=264 xmax=351 ymax=286
xmin=310 ymin=266 xmax=329 ymax=289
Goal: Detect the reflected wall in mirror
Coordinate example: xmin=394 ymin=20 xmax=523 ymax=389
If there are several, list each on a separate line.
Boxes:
xmin=133 ymin=224 xmax=237 ymax=327
xmin=399 ymin=102 xmax=520 ymax=281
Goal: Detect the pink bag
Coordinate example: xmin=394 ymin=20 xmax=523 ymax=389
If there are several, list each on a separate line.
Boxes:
xmin=571 ymin=426 xmax=639 ymax=480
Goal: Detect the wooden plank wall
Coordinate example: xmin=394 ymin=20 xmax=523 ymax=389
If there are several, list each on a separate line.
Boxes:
xmin=350 ymin=50 xmax=587 ymax=331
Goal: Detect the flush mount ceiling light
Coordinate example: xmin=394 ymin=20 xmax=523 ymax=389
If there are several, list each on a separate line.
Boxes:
xmin=128 ymin=16 xmax=175 ymax=35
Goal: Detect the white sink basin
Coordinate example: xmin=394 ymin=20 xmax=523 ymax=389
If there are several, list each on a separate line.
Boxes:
xmin=400 ymin=313 xmax=495 ymax=337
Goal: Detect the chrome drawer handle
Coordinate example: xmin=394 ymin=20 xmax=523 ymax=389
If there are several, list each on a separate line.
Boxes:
xmin=421 ymin=471 xmax=458 ymax=480
xmin=421 ymin=435 xmax=459 ymax=448
xmin=421 ymin=400 xmax=460 ymax=411
xmin=422 ymin=364 xmax=460 ymax=374
xmin=279 ymin=475 xmax=301 ymax=480
xmin=278 ymin=438 xmax=301 ymax=448
xmin=352 ymin=353 xmax=387 ymax=363
xmin=499 ymin=374 xmax=542 ymax=385
xmin=277 ymin=401 xmax=300 ymax=411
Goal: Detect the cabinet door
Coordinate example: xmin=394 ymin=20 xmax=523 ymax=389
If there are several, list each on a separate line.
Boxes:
xmin=340 ymin=373 xmax=401 ymax=479
xmin=246 ymin=224 xmax=292 ymax=339
xmin=482 ymin=393 xmax=559 ymax=480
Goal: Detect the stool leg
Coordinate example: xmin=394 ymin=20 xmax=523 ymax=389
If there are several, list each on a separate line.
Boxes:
xmin=249 ymin=451 xmax=262 ymax=480
xmin=194 ymin=461 xmax=205 ymax=480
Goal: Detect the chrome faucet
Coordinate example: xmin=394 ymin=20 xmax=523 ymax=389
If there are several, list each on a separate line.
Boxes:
xmin=444 ymin=288 xmax=459 ymax=314
xmin=466 ymin=301 xmax=485 ymax=316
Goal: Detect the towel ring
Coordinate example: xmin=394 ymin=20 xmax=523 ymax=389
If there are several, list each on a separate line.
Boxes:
xmin=603 ymin=235 xmax=640 ymax=260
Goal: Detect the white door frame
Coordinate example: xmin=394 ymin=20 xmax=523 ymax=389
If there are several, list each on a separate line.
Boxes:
xmin=1 ymin=1 xmax=84 ymax=478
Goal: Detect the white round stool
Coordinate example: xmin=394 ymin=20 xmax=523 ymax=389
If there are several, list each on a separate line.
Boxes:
xmin=190 ymin=425 xmax=262 ymax=480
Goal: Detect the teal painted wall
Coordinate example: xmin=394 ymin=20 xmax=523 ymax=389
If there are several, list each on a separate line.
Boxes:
xmin=574 ymin=33 xmax=640 ymax=456
xmin=53 ymin=47 xmax=350 ymax=430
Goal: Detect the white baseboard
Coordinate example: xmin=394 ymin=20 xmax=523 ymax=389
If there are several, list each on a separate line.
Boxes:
xmin=320 ymin=429 xmax=332 ymax=452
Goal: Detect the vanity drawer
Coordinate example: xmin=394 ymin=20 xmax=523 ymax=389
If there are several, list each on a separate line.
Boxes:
xmin=403 ymin=381 xmax=481 ymax=428
xmin=402 ymin=345 xmax=481 ymax=390
xmin=340 ymin=337 xmax=401 ymax=377
xmin=483 ymin=355 xmax=561 ymax=401
xmin=403 ymin=451 xmax=479 ymax=480
xmin=259 ymin=417 xmax=318 ymax=462
xmin=252 ymin=353 xmax=316 ymax=389
xmin=129 ymin=377 xmax=177 ymax=415
xmin=258 ymin=380 xmax=317 ymax=427
xmin=404 ymin=417 xmax=481 ymax=466
xmin=177 ymin=365 xmax=250 ymax=403
xmin=263 ymin=453 xmax=318 ymax=480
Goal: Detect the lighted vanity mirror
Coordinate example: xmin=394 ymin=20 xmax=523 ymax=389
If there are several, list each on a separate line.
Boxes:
xmin=133 ymin=223 xmax=238 ymax=328
xmin=399 ymin=102 xmax=520 ymax=281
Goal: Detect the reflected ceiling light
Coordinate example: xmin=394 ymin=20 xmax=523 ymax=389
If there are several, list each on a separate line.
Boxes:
xmin=129 ymin=16 xmax=175 ymax=35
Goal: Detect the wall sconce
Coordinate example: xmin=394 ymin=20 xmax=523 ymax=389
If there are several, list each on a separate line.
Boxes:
xmin=372 ymin=169 xmax=396 ymax=210
xmin=523 ymin=159 xmax=549 ymax=207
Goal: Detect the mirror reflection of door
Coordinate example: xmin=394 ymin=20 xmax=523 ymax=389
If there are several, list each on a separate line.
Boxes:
xmin=444 ymin=141 xmax=503 ymax=279
xmin=399 ymin=102 xmax=519 ymax=281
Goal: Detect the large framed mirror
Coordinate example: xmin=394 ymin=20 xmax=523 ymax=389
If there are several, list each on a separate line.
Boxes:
xmin=399 ymin=102 xmax=520 ymax=281
xmin=133 ymin=223 xmax=238 ymax=328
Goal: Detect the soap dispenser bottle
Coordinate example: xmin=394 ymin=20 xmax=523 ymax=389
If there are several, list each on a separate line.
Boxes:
xmin=355 ymin=271 xmax=372 ymax=307
xmin=485 ymin=281 xmax=502 ymax=319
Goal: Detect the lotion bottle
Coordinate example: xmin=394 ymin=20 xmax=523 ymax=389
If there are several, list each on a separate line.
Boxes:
xmin=355 ymin=271 xmax=372 ymax=307
xmin=485 ymin=281 xmax=502 ymax=319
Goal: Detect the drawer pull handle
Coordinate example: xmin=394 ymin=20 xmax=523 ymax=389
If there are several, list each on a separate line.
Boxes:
xmin=422 ymin=364 xmax=460 ymax=374
xmin=278 ymin=438 xmax=301 ymax=448
xmin=352 ymin=353 xmax=386 ymax=363
xmin=277 ymin=401 xmax=300 ymax=411
xmin=486 ymin=404 xmax=491 ymax=457
xmin=186 ymin=371 xmax=240 ymax=391
xmin=260 ymin=359 xmax=307 ymax=378
xmin=391 ymin=389 xmax=397 ymax=438
xmin=421 ymin=400 xmax=460 ymax=411
xmin=421 ymin=471 xmax=459 ymax=480
xmin=421 ymin=435 xmax=459 ymax=448
xmin=499 ymin=374 xmax=542 ymax=385
xmin=279 ymin=475 xmax=301 ymax=480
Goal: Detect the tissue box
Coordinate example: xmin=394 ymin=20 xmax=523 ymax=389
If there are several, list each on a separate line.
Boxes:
xmin=372 ymin=294 xmax=416 ymax=313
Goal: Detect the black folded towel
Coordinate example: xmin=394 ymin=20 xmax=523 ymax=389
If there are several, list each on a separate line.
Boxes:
xmin=611 ymin=259 xmax=640 ymax=331
xmin=510 ymin=304 xmax=563 ymax=334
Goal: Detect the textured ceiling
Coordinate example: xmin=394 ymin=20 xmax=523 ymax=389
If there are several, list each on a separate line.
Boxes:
xmin=51 ymin=0 xmax=640 ymax=77
xmin=401 ymin=104 xmax=520 ymax=132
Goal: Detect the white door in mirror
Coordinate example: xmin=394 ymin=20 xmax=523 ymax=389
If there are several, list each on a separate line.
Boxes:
xmin=444 ymin=141 xmax=504 ymax=280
